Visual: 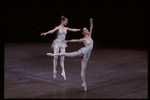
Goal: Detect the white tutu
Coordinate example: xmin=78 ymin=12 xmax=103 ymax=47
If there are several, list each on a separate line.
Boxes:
xmin=51 ymin=39 xmax=67 ymax=49
xmin=78 ymin=43 xmax=93 ymax=61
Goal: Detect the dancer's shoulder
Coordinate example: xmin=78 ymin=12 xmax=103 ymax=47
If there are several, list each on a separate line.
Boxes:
xmin=79 ymin=38 xmax=86 ymax=42
xmin=56 ymin=26 xmax=59 ymax=28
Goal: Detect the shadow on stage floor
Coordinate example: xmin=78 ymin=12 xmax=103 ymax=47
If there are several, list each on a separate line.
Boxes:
xmin=4 ymin=41 xmax=148 ymax=99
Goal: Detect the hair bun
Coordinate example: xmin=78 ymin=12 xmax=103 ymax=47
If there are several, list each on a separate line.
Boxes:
xmin=60 ymin=15 xmax=67 ymax=22
xmin=61 ymin=15 xmax=65 ymax=18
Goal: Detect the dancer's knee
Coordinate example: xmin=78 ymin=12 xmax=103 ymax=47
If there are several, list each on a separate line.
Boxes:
xmin=54 ymin=56 xmax=58 ymax=60
xmin=60 ymin=56 xmax=65 ymax=61
xmin=81 ymin=73 xmax=85 ymax=81
xmin=81 ymin=72 xmax=83 ymax=78
xmin=60 ymin=56 xmax=65 ymax=66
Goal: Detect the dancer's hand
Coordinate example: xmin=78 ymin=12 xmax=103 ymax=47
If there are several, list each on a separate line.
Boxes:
xmin=41 ymin=33 xmax=47 ymax=36
xmin=62 ymin=40 xmax=68 ymax=43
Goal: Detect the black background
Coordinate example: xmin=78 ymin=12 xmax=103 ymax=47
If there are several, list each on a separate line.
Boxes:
xmin=3 ymin=1 xmax=148 ymax=48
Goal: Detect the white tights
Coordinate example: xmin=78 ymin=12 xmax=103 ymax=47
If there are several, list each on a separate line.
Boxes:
xmin=53 ymin=44 xmax=65 ymax=74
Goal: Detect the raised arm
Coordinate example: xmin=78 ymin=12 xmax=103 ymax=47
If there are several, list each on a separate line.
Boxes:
xmin=89 ymin=18 xmax=93 ymax=37
xmin=66 ymin=27 xmax=81 ymax=32
xmin=41 ymin=27 xmax=58 ymax=36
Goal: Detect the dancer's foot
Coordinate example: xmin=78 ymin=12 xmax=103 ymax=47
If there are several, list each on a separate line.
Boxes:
xmin=53 ymin=70 xmax=57 ymax=78
xmin=61 ymin=72 xmax=66 ymax=80
xmin=47 ymin=53 xmax=54 ymax=56
xmin=82 ymin=82 xmax=87 ymax=91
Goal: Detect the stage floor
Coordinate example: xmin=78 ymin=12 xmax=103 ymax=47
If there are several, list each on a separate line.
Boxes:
xmin=4 ymin=41 xmax=148 ymax=99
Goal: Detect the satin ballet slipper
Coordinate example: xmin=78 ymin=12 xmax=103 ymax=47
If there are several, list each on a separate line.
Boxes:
xmin=82 ymin=82 xmax=87 ymax=91
xmin=53 ymin=70 xmax=57 ymax=78
xmin=61 ymin=72 xmax=66 ymax=80
xmin=47 ymin=53 xmax=54 ymax=56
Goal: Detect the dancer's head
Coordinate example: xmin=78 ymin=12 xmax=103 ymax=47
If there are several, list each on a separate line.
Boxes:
xmin=81 ymin=27 xmax=90 ymax=36
xmin=60 ymin=15 xmax=68 ymax=26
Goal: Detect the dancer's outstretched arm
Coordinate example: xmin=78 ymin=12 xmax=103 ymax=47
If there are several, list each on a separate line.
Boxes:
xmin=41 ymin=27 xmax=58 ymax=36
xmin=65 ymin=38 xmax=85 ymax=43
xmin=66 ymin=27 xmax=80 ymax=32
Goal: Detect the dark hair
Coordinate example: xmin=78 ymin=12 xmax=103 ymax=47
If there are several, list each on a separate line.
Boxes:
xmin=60 ymin=15 xmax=67 ymax=22
xmin=81 ymin=27 xmax=86 ymax=33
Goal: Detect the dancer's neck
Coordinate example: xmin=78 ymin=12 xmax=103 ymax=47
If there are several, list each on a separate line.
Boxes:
xmin=84 ymin=35 xmax=89 ymax=38
xmin=60 ymin=23 xmax=65 ymax=27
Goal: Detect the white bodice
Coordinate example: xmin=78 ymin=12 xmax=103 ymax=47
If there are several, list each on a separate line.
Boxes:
xmin=83 ymin=39 xmax=93 ymax=47
xmin=57 ymin=28 xmax=67 ymax=40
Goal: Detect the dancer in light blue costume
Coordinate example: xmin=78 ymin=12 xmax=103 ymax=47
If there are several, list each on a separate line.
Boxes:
xmin=47 ymin=18 xmax=93 ymax=91
xmin=41 ymin=16 xmax=80 ymax=80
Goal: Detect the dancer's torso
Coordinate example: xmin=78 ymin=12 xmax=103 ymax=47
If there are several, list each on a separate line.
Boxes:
xmin=83 ymin=38 xmax=93 ymax=47
xmin=57 ymin=28 xmax=67 ymax=40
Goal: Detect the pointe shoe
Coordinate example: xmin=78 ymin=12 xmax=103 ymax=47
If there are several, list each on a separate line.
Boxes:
xmin=47 ymin=53 xmax=54 ymax=56
xmin=82 ymin=83 xmax=87 ymax=91
xmin=53 ymin=70 xmax=57 ymax=78
xmin=61 ymin=72 xmax=66 ymax=80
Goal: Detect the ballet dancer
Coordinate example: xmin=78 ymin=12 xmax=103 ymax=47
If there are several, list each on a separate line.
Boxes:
xmin=41 ymin=16 xmax=80 ymax=80
xmin=47 ymin=18 xmax=93 ymax=91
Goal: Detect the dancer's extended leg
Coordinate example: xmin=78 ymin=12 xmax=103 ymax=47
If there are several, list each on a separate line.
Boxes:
xmin=81 ymin=58 xmax=88 ymax=91
xmin=47 ymin=51 xmax=80 ymax=57
xmin=53 ymin=44 xmax=59 ymax=78
xmin=60 ymin=48 xmax=66 ymax=80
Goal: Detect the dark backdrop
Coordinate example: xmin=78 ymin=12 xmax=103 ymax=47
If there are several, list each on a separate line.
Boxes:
xmin=3 ymin=1 xmax=148 ymax=48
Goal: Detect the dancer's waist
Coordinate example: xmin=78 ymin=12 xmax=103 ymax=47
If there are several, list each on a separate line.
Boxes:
xmin=84 ymin=43 xmax=93 ymax=49
xmin=57 ymin=35 xmax=66 ymax=40
xmin=56 ymin=37 xmax=65 ymax=40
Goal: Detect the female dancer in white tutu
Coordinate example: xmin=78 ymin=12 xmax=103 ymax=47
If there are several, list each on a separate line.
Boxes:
xmin=47 ymin=18 xmax=93 ymax=91
xmin=41 ymin=16 xmax=80 ymax=80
